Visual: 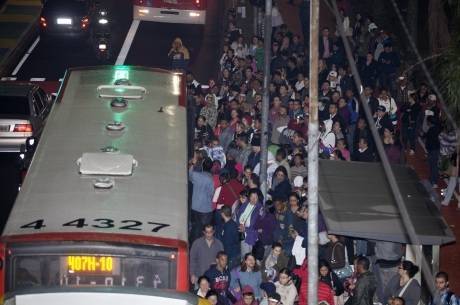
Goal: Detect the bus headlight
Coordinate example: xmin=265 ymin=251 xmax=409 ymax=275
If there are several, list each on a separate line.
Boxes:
xmin=189 ymin=12 xmax=200 ymax=17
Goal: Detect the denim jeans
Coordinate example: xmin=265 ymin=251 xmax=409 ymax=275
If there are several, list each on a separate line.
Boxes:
xmin=373 ymin=263 xmax=399 ymax=303
xmin=241 ymin=240 xmax=253 ymax=258
xmin=442 ymin=176 xmax=460 ymax=205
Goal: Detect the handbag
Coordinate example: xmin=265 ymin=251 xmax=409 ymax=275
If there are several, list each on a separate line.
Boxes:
xmin=331 ymin=243 xmax=353 ymax=280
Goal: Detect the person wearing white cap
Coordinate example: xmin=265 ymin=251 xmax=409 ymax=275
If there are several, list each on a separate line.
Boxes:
xmin=327 ymin=70 xmax=340 ymax=92
xmin=368 ymin=22 xmax=378 ymax=32
xmin=378 ymin=89 xmax=398 ymax=125
xmin=395 ymin=75 xmax=411 ymax=106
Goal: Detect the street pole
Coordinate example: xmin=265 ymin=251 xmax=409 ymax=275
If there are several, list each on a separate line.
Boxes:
xmin=260 ymin=0 xmax=272 ymax=200
xmin=307 ymin=1 xmax=320 ymax=305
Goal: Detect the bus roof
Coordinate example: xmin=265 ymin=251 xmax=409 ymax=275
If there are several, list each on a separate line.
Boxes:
xmin=2 ymin=66 xmax=188 ymax=244
xmin=8 ymin=288 xmax=198 ymax=305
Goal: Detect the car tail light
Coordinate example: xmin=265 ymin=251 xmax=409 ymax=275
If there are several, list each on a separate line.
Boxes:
xmin=40 ymin=16 xmax=47 ymax=27
xmin=13 ymin=124 xmax=33 ymax=132
xmin=81 ymin=16 xmax=89 ymax=29
xmin=134 ymin=0 xmax=152 ymax=5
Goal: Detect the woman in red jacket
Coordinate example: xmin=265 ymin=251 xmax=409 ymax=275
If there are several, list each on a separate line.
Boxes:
xmin=293 ymin=258 xmax=335 ymax=305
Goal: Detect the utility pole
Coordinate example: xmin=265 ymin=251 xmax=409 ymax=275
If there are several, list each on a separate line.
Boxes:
xmin=260 ymin=0 xmax=272 ymax=200
xmin=307 ymin=1 xmax=320 ymax=305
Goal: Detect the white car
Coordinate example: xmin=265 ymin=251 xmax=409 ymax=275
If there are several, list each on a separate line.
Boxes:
xmin=0 ymin=83 xmax=53 ymax=152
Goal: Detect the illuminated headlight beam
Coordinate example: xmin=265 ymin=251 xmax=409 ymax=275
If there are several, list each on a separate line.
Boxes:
xmin=172 ymin=74 xmax=180 ymax=96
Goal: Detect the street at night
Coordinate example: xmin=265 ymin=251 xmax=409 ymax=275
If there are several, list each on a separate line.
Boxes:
xmin=0 ymin=0 xmax=459 ymax=305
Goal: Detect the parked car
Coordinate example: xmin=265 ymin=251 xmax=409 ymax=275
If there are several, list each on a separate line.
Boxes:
xmin=39 ymin=0 xmax=97 ymax=40
xmin=0 ymin=83 xmax=53 ymax=152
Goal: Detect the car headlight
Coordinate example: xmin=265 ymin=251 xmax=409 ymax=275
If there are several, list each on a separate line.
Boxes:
xmin=98 ymin=18 xmax=108 ymax=24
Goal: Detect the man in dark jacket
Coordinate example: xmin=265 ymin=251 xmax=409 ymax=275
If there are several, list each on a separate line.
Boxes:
xmin=204 ymin=251 xmax=233 ymax=305
xmin=247 ymin=136 xmax=262 ymax=170
xmin=218 ymin=206 xmax=241 ymax=269
xmin=354 ymin=138 xmax=375 ymax=162
xmin=423 ymin=116 xmax=441 ymax=187
xmin=350 ymin=256 xmax=377 ymax=305
xmin=378 ymin=43 xmax=400 ymax=90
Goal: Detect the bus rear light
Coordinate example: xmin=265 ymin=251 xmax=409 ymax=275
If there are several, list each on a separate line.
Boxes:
xmin=13 ymin=124 xmax=33 ymax=132
xmin=40 ymin=16 xmax=47 ymax=27
xmin=81 ymin=16 xmax=89 ymax=29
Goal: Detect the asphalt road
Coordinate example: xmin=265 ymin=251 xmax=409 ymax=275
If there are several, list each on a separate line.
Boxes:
xmin=0 ymin=0 xmax=224 ymax=231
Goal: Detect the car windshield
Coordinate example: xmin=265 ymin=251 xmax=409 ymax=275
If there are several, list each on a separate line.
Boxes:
xmin=0 ymin=96 xmax=30 ymax=116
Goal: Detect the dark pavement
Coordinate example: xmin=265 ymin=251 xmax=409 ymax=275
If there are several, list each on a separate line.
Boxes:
xmin=15 ymin=0 xmax=133 ymax=80
xmin=0 ymin=1 xmax=225 ymax=231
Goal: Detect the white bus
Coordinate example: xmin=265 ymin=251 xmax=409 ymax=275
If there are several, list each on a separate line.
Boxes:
xmin=133 ymin=0 xmax=207 ymax=24
xmin=0 ymin=66 xmax=195 ymax=304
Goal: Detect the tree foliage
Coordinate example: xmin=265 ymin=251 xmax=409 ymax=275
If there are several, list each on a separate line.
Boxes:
xmin=435 ymin=35 xmax=460 ymax=121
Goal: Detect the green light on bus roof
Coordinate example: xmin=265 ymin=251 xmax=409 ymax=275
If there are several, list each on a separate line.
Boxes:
xmin=113 ymin=112 xmax=124 ymax=122
xmin=113 ymin=66 xmax=130 ymax=80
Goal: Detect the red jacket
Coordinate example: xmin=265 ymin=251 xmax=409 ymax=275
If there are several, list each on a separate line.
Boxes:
xmin=214 ymin=179 xmax=244 ymax=208
xmin=294 ymin=260 xmax=335 ymax=305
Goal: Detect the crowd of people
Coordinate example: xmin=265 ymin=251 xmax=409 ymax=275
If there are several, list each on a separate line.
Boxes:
xmin=186 ymin=2 xmax=459 ymax=305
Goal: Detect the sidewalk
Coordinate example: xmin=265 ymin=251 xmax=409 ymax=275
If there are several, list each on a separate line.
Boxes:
xmin=406 ymin=144 xmax=460 ymax=293
xmin=0 ymin=0 xmax=41 ymax=77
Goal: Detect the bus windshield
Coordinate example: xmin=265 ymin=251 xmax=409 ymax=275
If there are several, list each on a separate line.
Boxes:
xmin=7 ymin=243 xmax=177 ymax=292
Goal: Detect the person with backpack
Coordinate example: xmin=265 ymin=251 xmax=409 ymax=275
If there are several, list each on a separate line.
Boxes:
xmin=429 ymin=272 xmax=459 ymax=305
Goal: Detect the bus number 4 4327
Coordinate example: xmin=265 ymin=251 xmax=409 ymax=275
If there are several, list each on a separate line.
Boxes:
xmin=20 ymin=218 xmax=170 ymax=232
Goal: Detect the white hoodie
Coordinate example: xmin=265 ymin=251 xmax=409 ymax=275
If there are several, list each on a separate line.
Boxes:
xmin=320 ymin=119 xmax=336 ymax=152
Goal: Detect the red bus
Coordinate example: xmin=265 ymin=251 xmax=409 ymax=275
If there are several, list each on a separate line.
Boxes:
xmin=0 ymin=66 xmax=191 ymax=304
xmin=133 ymin=0 xmax=206 ymax=24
